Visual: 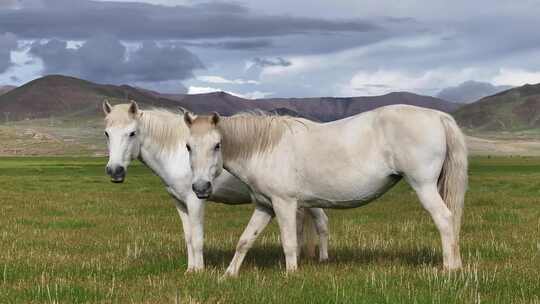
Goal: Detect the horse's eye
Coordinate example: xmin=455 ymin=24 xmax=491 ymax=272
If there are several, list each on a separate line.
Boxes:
xmin=129 ymin=131 xmax=136 ymax=137
xmin=104 ymin=131 xmax=109 ymax=138
xmin=186 ymin=144 xmax=191 ymax=152
xmin=214 ymin=143 xmax=221 ymax=151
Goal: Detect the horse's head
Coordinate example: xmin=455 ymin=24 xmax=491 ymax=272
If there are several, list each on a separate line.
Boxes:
xmin=103 ymin=100 xmax=143 ymax=183
xmin=183 ymin=111 xmax=223 ymax=199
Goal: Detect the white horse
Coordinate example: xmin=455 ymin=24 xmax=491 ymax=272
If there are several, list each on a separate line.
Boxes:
xmin=183 ymin=104 xmax=468 ymax=276
xmin=102 ymin=101 xmax=329 ymax=272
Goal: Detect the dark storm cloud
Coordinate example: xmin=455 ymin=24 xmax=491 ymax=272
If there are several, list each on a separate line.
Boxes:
xmin=29 ymin=35 xmax=204 ymax=83
xmin=252 ymin=57 xmax=292 ymax=67
xmin=181 ymin=39 xmax=273 ymax=50
xmin=0 ymin=0 xmax=380 ymax=41
xmin=0 ymin=0 xmax=18 ymax=8
xmin=437 ymin=80 xmax=512 ymax=103
xmin=0 ymin=32 xmax=17 ymax=73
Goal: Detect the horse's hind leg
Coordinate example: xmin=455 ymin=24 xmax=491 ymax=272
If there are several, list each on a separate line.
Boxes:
xmin=411 ymin=182 xmax=461 ymax=270
xmin=307 ymin=208 xmax=329 ymax=262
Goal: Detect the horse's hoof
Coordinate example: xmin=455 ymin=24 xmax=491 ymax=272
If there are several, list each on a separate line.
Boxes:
xmin=319 ymin=257 xmax=329 ymax=263
xmin=444 ymin=264 xmax=462 ymax=271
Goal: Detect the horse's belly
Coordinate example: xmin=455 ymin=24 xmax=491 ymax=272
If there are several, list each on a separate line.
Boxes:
xmin=299 ymin=198 xmax=372 ymax=209
xmin=299 ymin=174 xmax=401 ymax=209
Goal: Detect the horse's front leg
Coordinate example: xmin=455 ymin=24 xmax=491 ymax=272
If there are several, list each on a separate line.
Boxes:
xmin=273 ymin=197 xmax=299 ymax=272
xmin=173 ymin=201 xmax=195 ymax=272
xmin=185 ymin=195 xmax=206 ymax=272
xmin=223 ymin=205 xmax=273 ymax=278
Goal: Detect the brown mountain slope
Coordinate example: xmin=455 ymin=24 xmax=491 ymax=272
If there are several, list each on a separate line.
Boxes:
xmin=0 ymin=75 xmax=179 ymax=120
xmin=0 ymin=85 xmax=16 ymax=96
xmin=0 ymin=75 xmax=459 ymax=122
xmin=453 ymin=83 xmax=540 ymax=131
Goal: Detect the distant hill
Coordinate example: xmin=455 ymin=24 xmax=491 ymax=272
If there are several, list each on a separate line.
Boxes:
xmin=0 ymin=75 xmax=179 ymax=120
xmin=259 ymin=92 xmax=460 ymax=122
xmin=453 ymin=83 xmax=540 ymax=131
xmin=0 ymin=85 xmax=16 ymax=96
xmin=0 ymin=75 xmax=460 ymax=122
xmin=437 ymin=80 xmax=512 ymax=104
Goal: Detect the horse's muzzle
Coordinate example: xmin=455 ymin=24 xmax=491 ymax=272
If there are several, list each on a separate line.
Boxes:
xmin=192 ymin=181 xmax=212 ymax=199
xmin=107 ymin=166 xmax=125 ymax=183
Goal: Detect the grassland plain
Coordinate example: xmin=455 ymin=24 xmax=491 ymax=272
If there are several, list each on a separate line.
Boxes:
xmin=0 ymin=157 xmax=538 ymax=303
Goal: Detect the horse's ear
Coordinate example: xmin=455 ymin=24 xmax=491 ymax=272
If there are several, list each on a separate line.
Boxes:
xmin=128 ymin=100 xmax=140 ymax=117
xmin=184 ymin=112 xmax=196 ymax=127
xmin=102 ymin=99 xmax=112 ymax=115
xmin=211 ymin=112 xmax=220 ymax=125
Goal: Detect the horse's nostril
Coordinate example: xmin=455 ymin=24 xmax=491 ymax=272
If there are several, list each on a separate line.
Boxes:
xmin=192 ymin=181 xmax=212 ymax=194
xmin=116 ymin=166 xmax=125 ymax=175
xmin=106 ymin=166 xmax=113 ymax=175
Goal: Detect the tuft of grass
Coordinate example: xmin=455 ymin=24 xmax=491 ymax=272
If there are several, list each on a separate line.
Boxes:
xmin=0 ymin=156 xmax=539 ymax=303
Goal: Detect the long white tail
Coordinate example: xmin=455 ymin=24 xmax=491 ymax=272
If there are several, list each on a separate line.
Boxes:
xmin=438 ymin=115 xmax=468 ymax=239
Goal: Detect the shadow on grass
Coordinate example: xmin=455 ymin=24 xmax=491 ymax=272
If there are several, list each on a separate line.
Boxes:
xmin=203 ymin=245 xmax=440 ymax=270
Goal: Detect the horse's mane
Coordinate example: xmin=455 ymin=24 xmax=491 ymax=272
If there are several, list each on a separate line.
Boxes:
xmin=139 ymin=108 xmax=189 ymax=152
xmin=217 ymin=112 xmax=305 ymax=161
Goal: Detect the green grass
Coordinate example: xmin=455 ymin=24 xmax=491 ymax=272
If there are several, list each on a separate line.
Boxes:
xmin=0 ymin=156 xmax=539 ymax=303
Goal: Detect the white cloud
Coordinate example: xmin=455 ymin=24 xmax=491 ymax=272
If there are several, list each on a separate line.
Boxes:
xmin=340 ymin=68 xmax=485 ymax=96
xmin=239 ymin=91 xmax=273 ymax=99
xmin=491 ymin=68 xmax=540 ymax=86
xmin=188 ymin=86 xmax=223 ymax=95
xmin=260 ymin=33 xmax=447 ymax=80
xmin=0 ymin=43 xmax=43 ymax=85
xmin=187 ymin=86 xmax=272 ymax=99
xmin=197 ymin=75 xmax=259 ymax=85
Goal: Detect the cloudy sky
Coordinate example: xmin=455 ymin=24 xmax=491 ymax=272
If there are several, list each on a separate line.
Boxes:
xmin=1 ymin=0 xmax=540 ymax=99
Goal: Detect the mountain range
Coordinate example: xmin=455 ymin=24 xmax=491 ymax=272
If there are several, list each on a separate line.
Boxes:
xmin=3 ymin=75 xmax=540 ymax=133
xmin=0 ymin=75 xmax=459 ymax=122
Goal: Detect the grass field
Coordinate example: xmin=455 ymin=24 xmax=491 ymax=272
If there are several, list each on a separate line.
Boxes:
xmin=0 ymin=157 xmax=539 ymax=303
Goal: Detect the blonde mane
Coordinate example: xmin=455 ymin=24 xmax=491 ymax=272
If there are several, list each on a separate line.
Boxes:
xmin=106 ymin=104 xmax=188 ymax=152
xmin=217 ymin=112 xmax=303 ymax=161
xmin=140 ymin=109 xmax=189 ymax=151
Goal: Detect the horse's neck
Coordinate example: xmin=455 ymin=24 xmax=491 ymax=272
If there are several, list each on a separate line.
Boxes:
xmin=136 ymin=113 xmax=188 ymax=183
xmin=219 ymin=115 xmax=286 ymax=164
xmin=219 ymin=117 xmax=280 ymax=184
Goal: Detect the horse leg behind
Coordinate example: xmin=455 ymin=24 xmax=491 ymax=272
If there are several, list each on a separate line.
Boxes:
xmin=307 ymin=208 xmax=329 ymax=262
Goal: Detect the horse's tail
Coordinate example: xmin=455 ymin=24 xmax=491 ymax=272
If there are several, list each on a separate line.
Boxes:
xmin=438 ymin=114 xmax=468 ymax=239
xmin=302 ymin=209 xmax=318 ymax=259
